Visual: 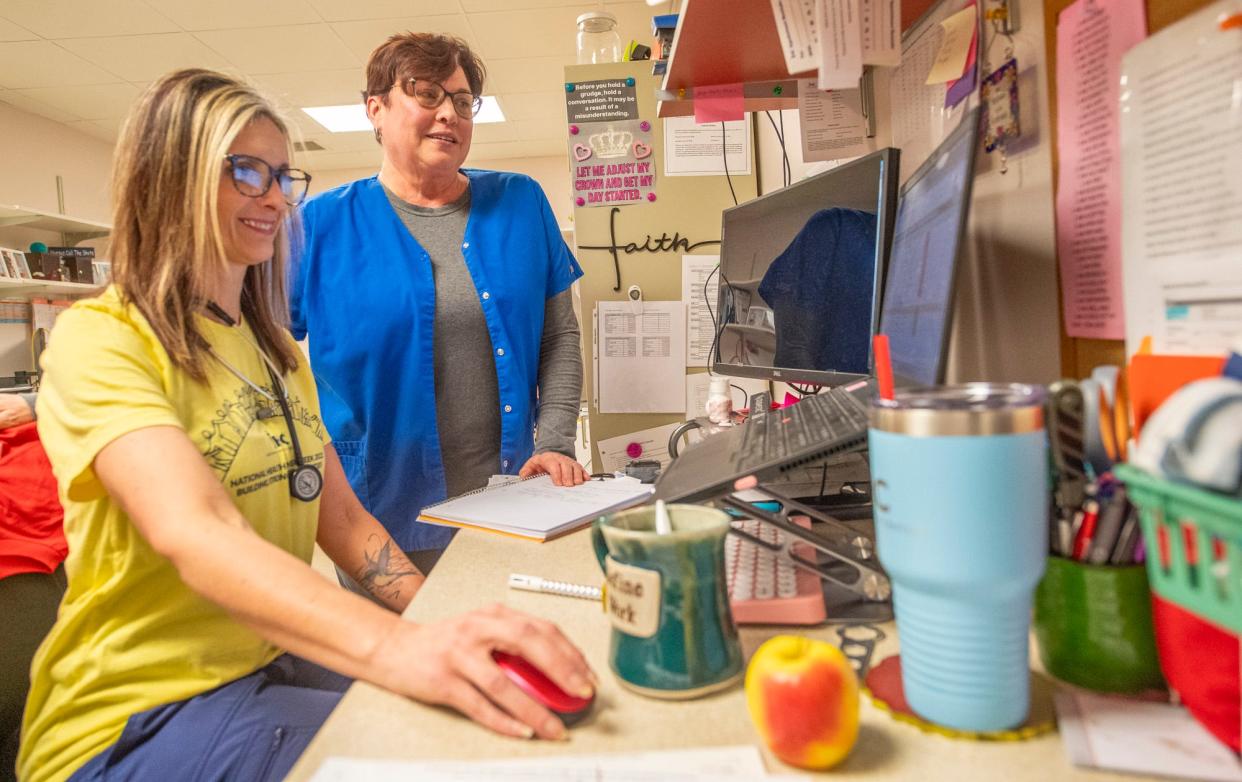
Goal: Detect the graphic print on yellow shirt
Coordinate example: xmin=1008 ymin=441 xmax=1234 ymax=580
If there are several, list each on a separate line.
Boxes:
xmin=20 ymin=287 xmax=327 ymax=782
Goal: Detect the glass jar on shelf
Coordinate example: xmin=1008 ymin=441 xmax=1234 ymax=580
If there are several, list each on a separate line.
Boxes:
xmin=576 ymin=11 xmax=622 ymax=65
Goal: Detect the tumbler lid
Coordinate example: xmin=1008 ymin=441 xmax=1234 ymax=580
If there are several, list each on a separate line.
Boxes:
xmin=869 ymin=383 xmax=1045 ymax=436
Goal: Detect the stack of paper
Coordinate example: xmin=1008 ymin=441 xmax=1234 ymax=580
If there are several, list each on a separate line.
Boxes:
xmin=417 ymin=474 xmax=653 ymax=542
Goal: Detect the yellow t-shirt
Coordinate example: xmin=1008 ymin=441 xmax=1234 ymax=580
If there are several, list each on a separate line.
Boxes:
xmin=19 ymin=287 xmax=328 ymax=782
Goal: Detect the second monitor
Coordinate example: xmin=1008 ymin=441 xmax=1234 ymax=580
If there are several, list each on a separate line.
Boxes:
xmin=714 ymin=148 xmax=900 ymax=387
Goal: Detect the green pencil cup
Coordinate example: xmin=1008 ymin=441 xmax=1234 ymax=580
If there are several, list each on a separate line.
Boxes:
xmin=1033 ymin=557 xmax=1165 ymax=693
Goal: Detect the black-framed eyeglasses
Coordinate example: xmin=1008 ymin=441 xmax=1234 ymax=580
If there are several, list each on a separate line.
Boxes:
xmin=402 ymin=78 xmax=483 ymax=120
xmin=224 ymin=154 xmax=312 ymax=207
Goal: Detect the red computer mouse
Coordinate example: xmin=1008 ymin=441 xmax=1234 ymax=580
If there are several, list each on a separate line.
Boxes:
xmin=491 ymin=651 xmax=595 ymax=726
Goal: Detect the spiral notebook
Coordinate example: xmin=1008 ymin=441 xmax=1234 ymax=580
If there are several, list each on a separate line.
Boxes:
xmin=417 ymin=474 xmax=654 ymax=542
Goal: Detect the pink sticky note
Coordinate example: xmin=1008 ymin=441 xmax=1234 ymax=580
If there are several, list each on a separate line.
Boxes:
xmin=693 ymin=83 xmax=744 ymax=124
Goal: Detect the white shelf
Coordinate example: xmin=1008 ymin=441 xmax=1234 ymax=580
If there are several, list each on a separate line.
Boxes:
xmin=0 ymin=205 xmax=111 ymax=241
xmin=0 ymin=278 xmax=101 ymax=299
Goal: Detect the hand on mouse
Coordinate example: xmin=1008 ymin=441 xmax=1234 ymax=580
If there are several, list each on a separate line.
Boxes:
xmin=371 ymin=603 xmax=595 ymax=740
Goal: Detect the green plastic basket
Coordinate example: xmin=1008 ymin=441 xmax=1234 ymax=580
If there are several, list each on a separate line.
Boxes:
xmin=1115 ymin=464 xmax=1242 ymax=636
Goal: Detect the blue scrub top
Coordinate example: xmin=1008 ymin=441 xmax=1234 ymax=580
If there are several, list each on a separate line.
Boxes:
xmin=291 ymin=170 xmax=584 ymax=551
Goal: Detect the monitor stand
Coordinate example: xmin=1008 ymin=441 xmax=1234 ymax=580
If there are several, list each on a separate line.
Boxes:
xmin=717 ymin=484 xmax=892 ymax=624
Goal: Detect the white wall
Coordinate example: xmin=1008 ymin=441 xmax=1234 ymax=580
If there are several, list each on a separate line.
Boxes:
xmin=0 ymin=102 xmax=113 ymax=225
xmin=307 ymin=153 xmax=574 ymax=229
xmin=752 ymin=0 xmax=1060 ymax=385
xmin=0 ymin=103 xmax=116 ymax=375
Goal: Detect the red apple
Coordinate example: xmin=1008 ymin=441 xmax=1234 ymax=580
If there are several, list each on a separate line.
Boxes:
xmin=745 ymin=635 xmax=860 ymax=769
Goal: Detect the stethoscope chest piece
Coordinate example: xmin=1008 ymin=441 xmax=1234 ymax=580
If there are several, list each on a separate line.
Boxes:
xmin=290 ymin=463 xmax=323 ymax=502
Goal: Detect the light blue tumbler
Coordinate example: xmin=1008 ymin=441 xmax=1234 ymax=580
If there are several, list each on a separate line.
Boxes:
xmin=869 ymin=384 xmax=1047 ymax=732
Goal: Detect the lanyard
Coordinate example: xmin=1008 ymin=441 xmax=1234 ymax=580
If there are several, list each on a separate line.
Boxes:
xmin=205 ymin=301 xmax=322 ymax=502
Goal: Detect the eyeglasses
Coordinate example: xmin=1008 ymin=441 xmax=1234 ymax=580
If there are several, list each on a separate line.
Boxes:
xmin=224 ymin=154 xmax=312 ymax=207
xmin=402 ymin=78 xmax=483 ymax=120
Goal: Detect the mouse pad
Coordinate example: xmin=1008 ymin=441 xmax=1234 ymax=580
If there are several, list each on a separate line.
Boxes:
xmin=864 ymin=655 xmax=1055 ymax=741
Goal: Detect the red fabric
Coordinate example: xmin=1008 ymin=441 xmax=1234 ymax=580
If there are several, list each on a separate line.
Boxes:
xmin=1151 ymin=595 xmax=1241 ymax=752
xmin=0 ymin=421 xmax=66 ymax=578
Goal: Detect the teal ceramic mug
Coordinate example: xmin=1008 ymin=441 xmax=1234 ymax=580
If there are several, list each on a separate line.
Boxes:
xmin=591 ymin=503 xmax=743 ymax=699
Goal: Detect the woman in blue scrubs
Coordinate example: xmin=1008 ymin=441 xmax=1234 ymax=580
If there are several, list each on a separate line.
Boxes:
xmin=292 ymin=33 xmax=589 ymax=575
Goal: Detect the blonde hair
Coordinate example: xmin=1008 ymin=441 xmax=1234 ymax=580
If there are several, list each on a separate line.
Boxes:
xmin=110 ymin=68 xmax=300 ymax=381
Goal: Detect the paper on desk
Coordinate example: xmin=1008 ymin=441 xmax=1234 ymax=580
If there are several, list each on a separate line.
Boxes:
xmin=663 ymin=115 xmax=753 ymax=177
xmin=1055 ymin=690 xmax=1242 ymax=781
xmin=797 ymin=79 xmax=872 ymax=162
xmin=1120 ymin=0 xmax=1242 ymax=355
xmin=311 ymin=745 xmax=781 ymax=781
xmin=1054 ymin=0 xmax=1146 ymax=340
xmin=594 ymin=301 xmax=686 ymax=413
xmin=596 ymin=421 xmax=683 ymax=473
xmin=925 ymin=5 xmax=977 ymax=84
xmin=683 ymin=254 xmax=720 ymax=367
xmin=816 ymin=0 xmax=863 ymax=90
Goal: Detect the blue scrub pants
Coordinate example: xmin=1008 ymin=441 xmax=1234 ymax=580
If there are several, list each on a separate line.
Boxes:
xmin=67 ymin=655 xmax=350 ymax=782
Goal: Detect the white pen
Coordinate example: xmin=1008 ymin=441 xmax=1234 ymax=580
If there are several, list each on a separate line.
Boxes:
xmin=508 ymin=573 xmax=602 ymax=602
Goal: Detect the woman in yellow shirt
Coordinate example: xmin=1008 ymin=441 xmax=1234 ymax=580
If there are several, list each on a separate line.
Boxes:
xmin=19 ymin=69 xmax=593 ymax=782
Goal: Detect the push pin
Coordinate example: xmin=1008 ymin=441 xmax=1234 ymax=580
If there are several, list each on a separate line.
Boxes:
xmin=639 ymin=120 xmax=651 ymax=132
xmin=625 ymin=76 xmax=635 ymax=87
xmin=569 ymin=124 xmax=580 ymax=135
xmin=773 ymin=85 xmax=783 ymax=96
xmin=565 ymin=82 xmax=575 ymax=92
xmin=576 ymin=196 xmax=585 ymax=206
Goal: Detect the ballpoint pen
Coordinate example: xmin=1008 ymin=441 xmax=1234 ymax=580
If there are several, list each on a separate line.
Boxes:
xmin=508 ymin=573 xmax=602 ymax=602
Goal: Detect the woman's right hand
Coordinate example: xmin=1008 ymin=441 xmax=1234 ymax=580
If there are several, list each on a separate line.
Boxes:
xmin=373 ymin=603 xmax=596 ymax=740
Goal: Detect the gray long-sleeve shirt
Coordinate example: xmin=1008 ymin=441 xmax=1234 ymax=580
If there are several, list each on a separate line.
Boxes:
xmin=384 ymin=184 xmax=582 ymax=498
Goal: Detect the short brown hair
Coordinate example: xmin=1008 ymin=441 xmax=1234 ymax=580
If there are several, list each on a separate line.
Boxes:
xmin=363 ymin=32 xmax=486 ymax=104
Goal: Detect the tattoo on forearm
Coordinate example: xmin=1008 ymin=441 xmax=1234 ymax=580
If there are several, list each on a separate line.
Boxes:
xmin=355 ymin=534 xmax=423 ymax=603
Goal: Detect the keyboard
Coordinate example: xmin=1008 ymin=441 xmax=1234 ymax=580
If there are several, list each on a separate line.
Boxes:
xmin=726 ymin=515 xmax=828 ymax=625
xmin=736 ymin=390 xmax=869 ymax=468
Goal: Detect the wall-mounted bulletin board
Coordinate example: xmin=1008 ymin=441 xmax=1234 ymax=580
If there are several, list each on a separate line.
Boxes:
xmin=563 ymin=61 xmax=758 ymax=472
xmin=1044 ymin=0 xmax=1219 ymax=379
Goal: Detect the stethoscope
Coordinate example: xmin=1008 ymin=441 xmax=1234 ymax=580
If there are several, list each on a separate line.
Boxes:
xmin=206 ymin=301 xmax=323 ymax=502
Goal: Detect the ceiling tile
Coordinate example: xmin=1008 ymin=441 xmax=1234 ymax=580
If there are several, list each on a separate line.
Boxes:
xmin=195 ymin=25 xmax=359 ymax=75
xmin=468 ymin=4 xmax=655 ymax=61
xmin=252 ymin=69 xmax=364 ymax=108
xmin=143 ymin=0 xmax=322 ymax=31
xmin=485 ymin=56 xmax=570 ymax=95
xmin=0 ymin=41 xmax=121 ymax=88
xmin=0 ymin=89 xmax=82 ymax=122
xmin=16 ymin=82 xmax=140 ymax=121
xmin=305 ymin=0 xmax=462 ymax=23
xmin=497 ymin=90 xmax=564 ymax=122
xmin=331 ymin=15 xmax=476 ymax=63
xmin=0 ymin=17 xmax=38 ymax=42
xmin=461 ymin=0 xmax=582 ymax=10
xmin=0 ymin=0 xmax=179 ymax=38
xmin=58 ymin=34 xmax=233 ymax=82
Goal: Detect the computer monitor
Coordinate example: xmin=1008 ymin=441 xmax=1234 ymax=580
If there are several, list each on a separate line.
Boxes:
xmin=879 ymin=108 xmax=981 ymax=388
xmin=712 ymin=148 xmax=900 ymax=387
